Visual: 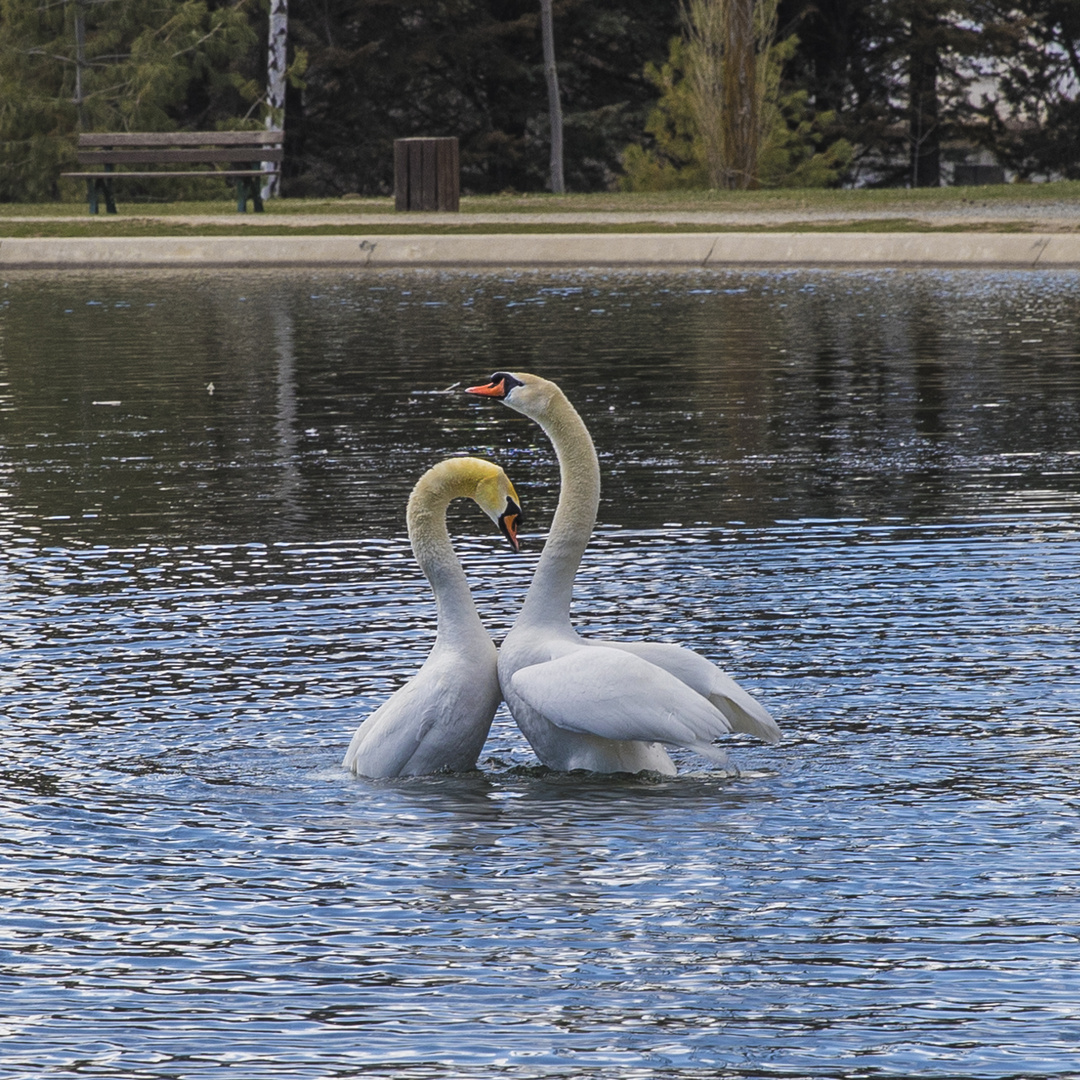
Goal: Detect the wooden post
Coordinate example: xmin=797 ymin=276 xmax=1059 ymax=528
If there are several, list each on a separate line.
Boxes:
xmin=393 ymin=137 xmax=459 ymax=211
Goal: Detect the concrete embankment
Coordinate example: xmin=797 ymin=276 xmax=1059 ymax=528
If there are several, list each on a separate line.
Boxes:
xmin=2 ymin=232 xmax=1080 ymax=269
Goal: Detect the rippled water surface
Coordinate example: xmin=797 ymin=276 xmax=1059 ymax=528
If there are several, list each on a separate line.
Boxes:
xmin=2 ymin=268 xmax=1079 ymax=1079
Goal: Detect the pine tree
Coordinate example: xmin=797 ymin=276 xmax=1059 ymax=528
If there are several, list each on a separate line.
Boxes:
xmin=985 ymin=0 xmax=1080 ymax=179
xmin=1 ymin=0 xmax=262 ymax=201
xmin=779 ymin=0 xmax=1023 ymax=187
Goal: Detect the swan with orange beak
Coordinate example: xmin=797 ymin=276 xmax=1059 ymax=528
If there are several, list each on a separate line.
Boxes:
xmin=467 ymin=372 xmax=780 ymax=775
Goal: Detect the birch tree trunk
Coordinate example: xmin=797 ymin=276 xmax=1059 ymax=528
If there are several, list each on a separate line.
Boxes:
xmin=263 ymin=0 xmax=288 ymax=199
xmin=539 ymin=0 xmax=565 ymax=194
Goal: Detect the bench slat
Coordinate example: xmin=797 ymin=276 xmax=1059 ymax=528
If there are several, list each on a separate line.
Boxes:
xmin=77 ymin=131 xmax=283 ymax=148
xmin=76 ymin=148 xmax=284 ymax=165
xmin=62 ymin=170 xmax=275 ymax=179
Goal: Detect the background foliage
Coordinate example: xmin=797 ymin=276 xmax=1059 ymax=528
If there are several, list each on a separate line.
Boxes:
xmin=1 ymin=0 xmax=1077 ymax=201
xmin=0 ymin=0 xmax=261 ymax=200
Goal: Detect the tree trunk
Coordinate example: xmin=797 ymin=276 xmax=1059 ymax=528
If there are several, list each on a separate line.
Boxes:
xmin=721 ymin=0 xmax=758 ymax=188
xmin=539 ymin=0 xmax=565 ymax=194
xmin=264 ymin=0 xmax=288 ymax=199
xmin=72 ymin=0 xmax=87 ymax=131
xmin=684 ymin=0 xmax=776 ymax=191
xmin=909 ymin=14 xmax=941 ymax=187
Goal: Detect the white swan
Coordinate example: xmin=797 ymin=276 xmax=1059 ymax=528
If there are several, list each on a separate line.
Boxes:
xmin=466 ymin=372 xmax=780 ymax=775
xmin=343 ymin=456 xmax=522 ymax=778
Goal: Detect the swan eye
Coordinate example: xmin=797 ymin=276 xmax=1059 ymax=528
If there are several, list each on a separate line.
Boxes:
xmin=466 ymin=372 xmax=523 ymax=398
xmin=495 ymin=372 xmax=524 ymax=393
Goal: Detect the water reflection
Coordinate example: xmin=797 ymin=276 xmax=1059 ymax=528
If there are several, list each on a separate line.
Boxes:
xmin=2 ymin=268 xmax=1079 ymax=547
xmin=1 ymin=267 xmax=1079 ymax=1078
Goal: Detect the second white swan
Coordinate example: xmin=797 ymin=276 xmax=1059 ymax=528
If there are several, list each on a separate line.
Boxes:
xmin=466 ymin=372 xmax=780 ymax=776
xmin=343 ymin=456 xmax=521 ymax=778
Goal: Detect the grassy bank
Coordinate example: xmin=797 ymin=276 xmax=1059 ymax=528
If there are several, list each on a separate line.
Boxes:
xmin=0 ymin=219 xmax=1063 ymax=239
xmin=2 ymin=181 xmax=1078 ymax=237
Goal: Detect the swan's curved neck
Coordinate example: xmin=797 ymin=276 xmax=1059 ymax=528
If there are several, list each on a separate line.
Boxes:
xmin=520 ymin=389 xmax=600 ymax=627
xmin=407 ymin=470 xmax=485 ymax=639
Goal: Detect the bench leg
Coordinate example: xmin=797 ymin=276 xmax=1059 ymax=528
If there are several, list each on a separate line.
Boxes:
xmin=234 ymin=176 xmax=265 ymax=213
xmin=90 ymin=178 xmax=117 ymax=214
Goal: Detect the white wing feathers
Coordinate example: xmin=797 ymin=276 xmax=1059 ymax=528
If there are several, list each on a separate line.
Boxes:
xmin=343 ymin=679 xmax=428 ymax=777
xmin=509 ymin=646 xmax=740 ymax=764
xmin=597 ymin=640 xmax=782 ymax=744
xmin=344 ymin=647 xmax=499 ymax=777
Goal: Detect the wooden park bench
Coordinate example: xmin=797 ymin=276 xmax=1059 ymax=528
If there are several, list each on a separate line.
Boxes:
xmin=62 ymin=130 xmax=284 ymax=214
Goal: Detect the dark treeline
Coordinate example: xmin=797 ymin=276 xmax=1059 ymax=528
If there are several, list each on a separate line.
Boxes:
xmin=1 ymin=0 xmax=1078 ymax=201
xmin=781 ymin=0 xmax=1080 ymax=187
xmin=285 ymin=0 xmax=681 ymax=195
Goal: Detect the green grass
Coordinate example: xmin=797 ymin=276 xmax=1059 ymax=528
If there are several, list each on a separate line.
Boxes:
xmin=460 ymin=181 xmax=1080 ymax=214
xmin=0 ymin=218 xmax=1054 ymax=239
xmin=2 ymin=181 xmax=1078 ymax=237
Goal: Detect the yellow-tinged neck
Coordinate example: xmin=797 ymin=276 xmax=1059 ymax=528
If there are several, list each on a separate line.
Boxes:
xmin=406 ymin=458 xmax=499 ymax=641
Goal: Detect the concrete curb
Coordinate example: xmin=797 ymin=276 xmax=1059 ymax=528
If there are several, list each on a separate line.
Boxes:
xmin=2 ymin=232 xmax=1080 ymax=269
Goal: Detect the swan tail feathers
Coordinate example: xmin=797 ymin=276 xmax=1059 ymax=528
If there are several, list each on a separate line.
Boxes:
xmin=707 ymin=679 xmax=783 ymax=745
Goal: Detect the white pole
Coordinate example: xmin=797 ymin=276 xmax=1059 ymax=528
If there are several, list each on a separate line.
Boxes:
xmin=73 ymin=0 xmax=87 ymax=131
xmin=539 ymin=0 xmax=565 ymax=194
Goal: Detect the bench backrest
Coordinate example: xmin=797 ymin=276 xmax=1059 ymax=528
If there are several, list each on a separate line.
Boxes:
xmin=76 ymin=131 xmax=284 ymax=166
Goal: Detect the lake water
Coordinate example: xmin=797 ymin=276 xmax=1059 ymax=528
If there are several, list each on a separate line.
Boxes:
xmin=2 ymin=267 xmax=1078 ymax=1079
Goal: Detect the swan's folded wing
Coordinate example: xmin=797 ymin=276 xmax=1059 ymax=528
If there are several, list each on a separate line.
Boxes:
xmin=344 ymin=656 xmax=499 ymax=777
xmin=343 ymin=678 xmax=431 ymax=776
xmin=509 ymin=646 xmax=734 ymax=758
xmin=599 ymin=639 xmax=781 ymax=744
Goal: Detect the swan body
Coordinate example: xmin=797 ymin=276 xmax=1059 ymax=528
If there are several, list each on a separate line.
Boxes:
xmin=466 ymin=372 xmax=780 ymax=775
xmin=343 ymin=456 xmax=522 ymax=778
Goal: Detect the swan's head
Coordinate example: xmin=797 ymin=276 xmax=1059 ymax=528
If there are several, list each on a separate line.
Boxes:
xmin=465 ymin=371 xmax=560 ymax=421
xmin=461 ymin=457 xmax=523 ymax=553
xmin=412 ymin=457 xmax=522 ymax=552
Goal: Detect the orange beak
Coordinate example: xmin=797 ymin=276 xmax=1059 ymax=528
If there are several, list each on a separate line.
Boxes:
xmin=466 ymin=377 xmax=507 ymax=398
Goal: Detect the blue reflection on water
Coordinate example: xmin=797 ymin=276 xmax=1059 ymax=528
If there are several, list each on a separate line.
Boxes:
xmin=1 ymin=268 xmax=1079 ymax=1079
